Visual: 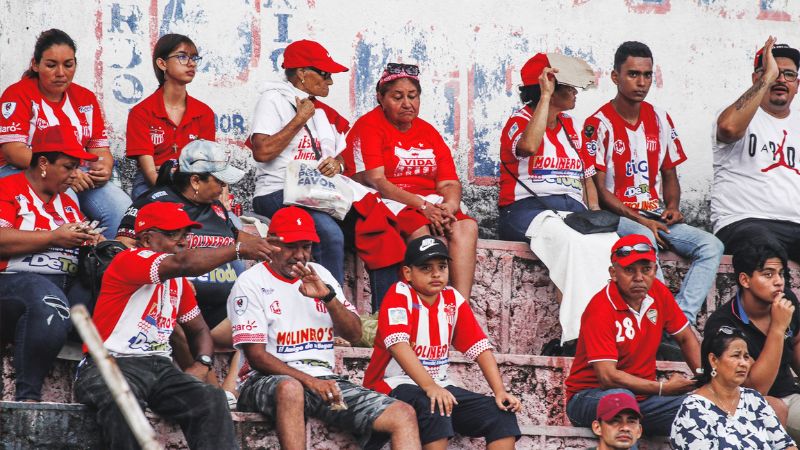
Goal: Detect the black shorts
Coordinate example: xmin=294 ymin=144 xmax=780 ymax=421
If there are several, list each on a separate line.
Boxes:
xmin=389 ymin=384 xmax=521 ymax=445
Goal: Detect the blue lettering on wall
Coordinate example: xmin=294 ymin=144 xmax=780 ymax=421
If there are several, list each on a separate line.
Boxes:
xmin=274 ymin=13 xmax=292 ymax=43
xmin=109 ymin=3 xmax=141 ymax=33
xmin=112 ymin=74 xmax=144 ymax=104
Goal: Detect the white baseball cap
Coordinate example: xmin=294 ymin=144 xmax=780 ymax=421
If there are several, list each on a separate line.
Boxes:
xmin=179 ymin=139 xmax=245 ymax=185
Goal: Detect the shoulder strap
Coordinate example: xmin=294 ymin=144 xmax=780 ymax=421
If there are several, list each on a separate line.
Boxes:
xmin=557 ymin=115 xmax=590 ymax=206
xmin=288 ymin=101 xmax=321 ymax=160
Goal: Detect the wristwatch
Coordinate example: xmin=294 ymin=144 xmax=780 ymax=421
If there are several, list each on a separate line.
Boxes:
xmin=196 ymin=354 xmax=213 ymax=369
xmin=320 ymin=284 xmax=337 ymax=303
xmin=418 ymin=202 xmax=428 ymax=211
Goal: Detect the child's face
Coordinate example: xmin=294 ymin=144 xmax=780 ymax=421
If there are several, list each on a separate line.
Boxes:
xmin=402 ymin=256 xmax=449 ymax=298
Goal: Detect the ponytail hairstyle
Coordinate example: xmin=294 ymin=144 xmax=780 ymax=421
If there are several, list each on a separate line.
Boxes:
xmin=24 ymin=29 xmax=77 ymax=79
xmin=155 ymin=159 xmax=212 ymax=192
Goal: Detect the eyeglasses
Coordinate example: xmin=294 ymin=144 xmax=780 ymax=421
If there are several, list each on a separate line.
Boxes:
xmin=305 ymin=67 xmax=332 ymax=80
xmin=613 ymin=243 xmax=654 ymax=258
xmin=756 ymin=68 xmax=798 ymax=82
xmin=385 ymin=63 xmax=420 ymax=76
xmin=149 ymin=228 xmax=189 ymax=241
xmin=165 ymin=53 xmax=203 ymax=65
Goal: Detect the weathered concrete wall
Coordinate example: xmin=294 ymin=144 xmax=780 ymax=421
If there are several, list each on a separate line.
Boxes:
xmin=1 ymin=1 xmax=798 ymax=236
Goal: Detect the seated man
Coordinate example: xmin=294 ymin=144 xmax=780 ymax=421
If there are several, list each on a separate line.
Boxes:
xmin=565 ymin=234 xmax=700 ymax=436
xmin=704 ymin=234 xmax=800 ymax=442
xmin=363 ymin=235 xmax=522 ymax=449
xmin=74 ymin=201 xmax=278 ymax=449
xmin=590 ymin=393 xmax=643 ymax=450
xmin=228 ymin=206 xmax=420 ymax=450
xmin=713 ymin=37 xmax=800 ymax=264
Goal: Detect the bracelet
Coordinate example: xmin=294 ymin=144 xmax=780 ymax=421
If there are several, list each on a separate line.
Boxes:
xmin=658 ymin=381 xmax=664 ymax=396
xmin=419 ymin=201 xmax=428 ymax=211
xmin=235 ymin=242 xmax=242 ymax=260
xmin=338 ymin=161 xmax=345 ymax=174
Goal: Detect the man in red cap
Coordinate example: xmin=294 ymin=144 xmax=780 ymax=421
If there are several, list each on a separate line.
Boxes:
xmin=74 ymin=201 xmax=278 ymax=450
xmin=565 ymin=234 xmax=700 ymax=437
xmin=229 ymin=206 xmax=420 ymax=450
xmin=590 ymin=392 xmax=643 ymax=450
xmin=713 ymin=36 xmax=800 ymax=272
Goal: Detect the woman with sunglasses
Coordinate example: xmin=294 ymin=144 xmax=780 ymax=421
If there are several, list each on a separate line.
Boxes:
xmin=116 ymin=139 xmax=251 ymax=406
xmin=670 ymin=326 xmax=796 ymax=449
xmin=126 ymin=34 xmax=215 ymax=200
xmin=248 ymin=39 xmax=350 ymax=286
xmin=498 ymin=53 xmax=617 ymax=347
xmin=341 ymin=62 xmax=478 ymax=299
xmin=0 ymin=28 xmax=131 ymax=240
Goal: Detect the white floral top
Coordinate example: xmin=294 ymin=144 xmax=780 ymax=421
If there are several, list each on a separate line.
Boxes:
xmin=670 ymin=387 xmax=795 ymax=449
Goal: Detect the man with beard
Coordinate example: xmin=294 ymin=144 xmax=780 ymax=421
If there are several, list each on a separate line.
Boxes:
xmin=713 ymin=37 xmax=800 ymax=263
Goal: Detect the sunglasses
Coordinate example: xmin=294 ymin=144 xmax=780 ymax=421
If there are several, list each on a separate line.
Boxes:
xmin=716 ymin=325 xmax=745 ymax=338
xmin=614 ymin=243 xmax=654 ymax=258
xmin=305 ymin=67 xmax=332 ymax=80
xmin=385 ymin=63 xmax=420 ymax=76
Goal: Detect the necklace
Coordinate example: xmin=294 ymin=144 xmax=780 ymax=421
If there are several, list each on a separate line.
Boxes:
xmin=707 ymin=385 xmax=739 ymax=417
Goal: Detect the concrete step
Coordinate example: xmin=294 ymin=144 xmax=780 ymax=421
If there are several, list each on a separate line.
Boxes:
xmin=1 ymin=345 xmax=691 ymax=430
xmin=0 ymin=401 xmax=671 ymax=449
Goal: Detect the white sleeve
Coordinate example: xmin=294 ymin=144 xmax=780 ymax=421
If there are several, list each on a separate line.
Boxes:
xmin=227 ymin=275 xmax=269 ymax=348
xmin=250 ymin=92 xmax=287 ymax=137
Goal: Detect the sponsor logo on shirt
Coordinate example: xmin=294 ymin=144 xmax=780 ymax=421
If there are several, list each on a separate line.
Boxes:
xmin=414 ymin=344 xmax=449 ymax=361
xmin=275 ymin=327 xmax=334 ymax=353
xmin=531 ymin=155 xmax=585 ymax=172
xmin=233 ymin=320 xmax=258 ymax=332
xmin=585 ymin=140 xmax=598 ymax=156
xmin=394 ymin=147 xmax=437 ymax=177
xmin=186 ymin=234 xmax=235 ymax=249
xmin=150 ymin=127 xmax=165 ymax=146
xmin=388 ymin=307 xmax=408 ymax=325
xmin=623 ymin=199 xmax=660 ymax=211
xmin=0 ymin=122 xmax=22 ymax=133
xmin=623 ymin=184 xmax=650 ymax=197
xmin=25 ymin=253 xmax=78 ymax=275
xmin=1 ymin=102 xmax=16 ymax=119
xmin=150 ymin=191 xmax=167 ymax=200
xmin=78 ymin=105 xmax=93 ymax=114
xmin=625 ymin=160 xmax=649 ymax=177
xmin=36 ymin=117 xmax=49 ymax=130
xmin=211 ymin=204 xmax=226 ymax=220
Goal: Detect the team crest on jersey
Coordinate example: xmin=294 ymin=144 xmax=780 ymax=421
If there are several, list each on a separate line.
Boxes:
xmin=269 ymin=300 xmax=281 ymax=315
xmin=444 ymin=303 xmax=456 ymax=326
xmin=212 ymin=204 xmax=226 ymax=220
xmin=646 ymin=309 xmax=658 ymax=324
xmin=233 ymin=296 xmax=249 ymax=315
xmin=137 ymin=250 xmax=155 ymax=258
xmin=1 ymin=102 xmax=16 ymax=119
xmin=36 ymin=117 xmax=49 ymax=130
xmin=583 ymin=124 xmax=595 ymax=139
xmin=150 ymin=127 xmax=165 ymax=145
xmin=315 ymin=299 xmax=327 ymax=313
xmin=646 ymin=136 xmax=658 ymax=153
xmin=614 ymin=139 xmax=626 ymax=155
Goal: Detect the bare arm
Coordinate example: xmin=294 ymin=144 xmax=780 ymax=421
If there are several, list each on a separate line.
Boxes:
xmin=515 ymin=67 xmax=557 ymax=157
xmin=592 ymin=360 xmax=694 ymax=396
xmin=181 ymin=314 xmax=215 ymax=379
xmin=156 ymin=238 xmax=278 ymax=282
xmin=583 ymin=176 xmax=600 ymax=210
xmin=436 ymin=179 xmax=462 ymax=214
xmin=250 ymin=97 xmax=314 ymax=163
xmin=744 ymin=328 xmax=790 ymax=394
xmin=475 ymin=350 xmax=522 ymax=412
xmin=291 ymin=262 xmax=361 ymax=343
xmin=388 ymin=341 xmax=458 ymax=415
xmin=0 ymin=224 xmax=94 ymax=256
xmin=716 ymin=37 xmax=778 ymax=144
xmin=136 ymin=155 xmax=158 ymax=187
xmin=673 ymin=325 xmax=701 ymax=372
xmin=660 ymin=167 xmax=685 ymax=225
xmin=87 ymin=147 xmax=114 ymax=186
xmin=0 ymin=142 xmax=32 ymax=169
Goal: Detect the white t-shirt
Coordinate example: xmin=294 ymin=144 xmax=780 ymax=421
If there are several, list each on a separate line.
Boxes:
xmin=227 ymin=261 xmax=356 ymax=382
xmin=249 ymin=81 xmax=348 ymax=197
xmin=711 ymin=107 xmax=800 ymax=232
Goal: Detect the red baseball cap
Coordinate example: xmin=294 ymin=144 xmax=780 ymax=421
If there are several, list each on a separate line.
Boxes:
xmin=282 ymin=40 xmax=348 ymax=73
xmin=596 ymin=393 xmax=642 ymax=421
xmin=31 ymin=125 xmax=99 ymax=162
xmin=610 ymin=234 xmax=656 ymax=267
xmin=754 ymin=43 xmax=800 ymax=70
xmin=520 ymin=53 xmax=551 ymax=86
xmin=134 ymin=202 xmax=202 ymax=235
xmin=268 ymin=206 xmax=320 ymax=243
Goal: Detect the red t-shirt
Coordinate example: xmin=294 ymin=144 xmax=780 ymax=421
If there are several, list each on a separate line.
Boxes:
xmin=0 ymin=172 xmax=85 ymax=275
xmin=342 ymin=106 xmax=458 ymax=196
xmin=89 ymin=247 xmax=200 ymax=357
xmin=0 ymin=77 xmax=108 ymax=166
xmin=565 ymin=280 xmax=688 ymax=401
xmin=125 ymin=88 xmax=215 ymax=166
xmin=363 ymin=282 xmax=492 ymax=394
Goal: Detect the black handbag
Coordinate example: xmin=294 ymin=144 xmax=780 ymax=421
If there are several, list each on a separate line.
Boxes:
xmin=500 ymin=116 xmax=619 ymax=234
xmin=78 ymin=240 xmax=128 ymax=300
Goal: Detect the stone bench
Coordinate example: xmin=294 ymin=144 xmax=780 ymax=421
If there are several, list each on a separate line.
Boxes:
xmin=0 ymin=401 xmax=671 ymax=449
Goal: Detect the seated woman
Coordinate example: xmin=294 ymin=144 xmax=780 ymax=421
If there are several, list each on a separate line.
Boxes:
xmin=116 ymin=139 xmax=249 ymax=403
xmin=670 ymin=326 xmax=797 ymax=449
xmin=0 ymin=125 xmax=101 ymax=401
xmin=247 ymin=39 xmax=350 ymax=286
xmin=342 ymin=63 xmax=478 ymax=299
xmin=125 ymin=33 xmax=216 ymax=200
xmin=497 ymin=53 xmax=618 ymax=346
xmin=0 ymin=28 xmax=131 ymax=240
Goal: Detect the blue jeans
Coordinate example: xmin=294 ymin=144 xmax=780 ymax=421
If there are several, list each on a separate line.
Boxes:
xmin=617 ymin=217 xmax=724 ymax=325
xmin=130 ymin=171 xmax=151 ymax=201
xmin=498 ymin=194 xmax=587 ymax=242
xmin=0 ymin=164 xmax=131 ymax=240
xmin=253 ymin=189 xmax=345 ymax=285
xmin=0 ymin=272 xmax=90 ymax=401
xmin=567 ymin=388 xmax=686 ymax=437
xmin=369 ymin=264 xmax=400 ymax=311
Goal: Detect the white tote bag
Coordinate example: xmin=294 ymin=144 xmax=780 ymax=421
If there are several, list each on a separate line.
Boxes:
xmin=283 ymin=160 xmax=354 ymax=220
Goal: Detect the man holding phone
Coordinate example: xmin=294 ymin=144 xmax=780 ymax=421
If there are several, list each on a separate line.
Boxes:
xmin=582 ymin=41 xmax=724 ymax=327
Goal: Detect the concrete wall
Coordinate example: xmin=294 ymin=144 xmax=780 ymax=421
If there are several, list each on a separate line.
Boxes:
xmin=1 ymin=0 xmax=798 ymax=236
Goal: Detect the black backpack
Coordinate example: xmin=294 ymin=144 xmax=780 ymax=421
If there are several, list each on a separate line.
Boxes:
xmin=78 ymin=240 xmax=128 ymax=300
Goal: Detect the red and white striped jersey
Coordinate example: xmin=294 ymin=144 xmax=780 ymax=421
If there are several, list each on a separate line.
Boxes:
xmin=228 ymin=261 xmax=354 ymax=382
xmin=0 ymin=173 xmax=84 ymax=275
xmin=0 ymin=77 xmax=109 ymax=167
xmin=582 ymin=101 xmax=686 ymax=212
xmin=499 ymin=108 xmax=595 ymax=207
xmin=89 ymin=248 xmax=200 ymax=357
xmin=363 ymin=282 xmax=493 ymax=394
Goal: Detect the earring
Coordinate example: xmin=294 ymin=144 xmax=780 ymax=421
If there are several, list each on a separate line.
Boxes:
xmin=194 ymin=189 xmax=199 ymax=201
xmin=711 ymin=368 xmax=717 ymax=377
xmin=40 ymin=169 xmax=46 ymax=178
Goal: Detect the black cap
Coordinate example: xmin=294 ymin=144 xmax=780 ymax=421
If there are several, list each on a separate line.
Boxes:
xmin=404 ymin=236 xmax=450 ymax=266
xmin=754 ymin=43 xmax=800 ymax=70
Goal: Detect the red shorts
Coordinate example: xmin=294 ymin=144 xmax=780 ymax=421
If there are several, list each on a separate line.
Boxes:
xmin=396 ymin=206 xmax=475 ymax=238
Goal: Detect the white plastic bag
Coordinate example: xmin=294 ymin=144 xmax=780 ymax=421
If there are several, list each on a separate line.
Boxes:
xmin=283 ymin=160 xmax=354 ymax=220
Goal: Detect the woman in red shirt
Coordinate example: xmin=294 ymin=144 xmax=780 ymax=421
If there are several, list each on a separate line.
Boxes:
xmin=343 ymin=64 xmax=478 ymax=299
xmin=126 ymin=34 xmax=215 ymax=199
